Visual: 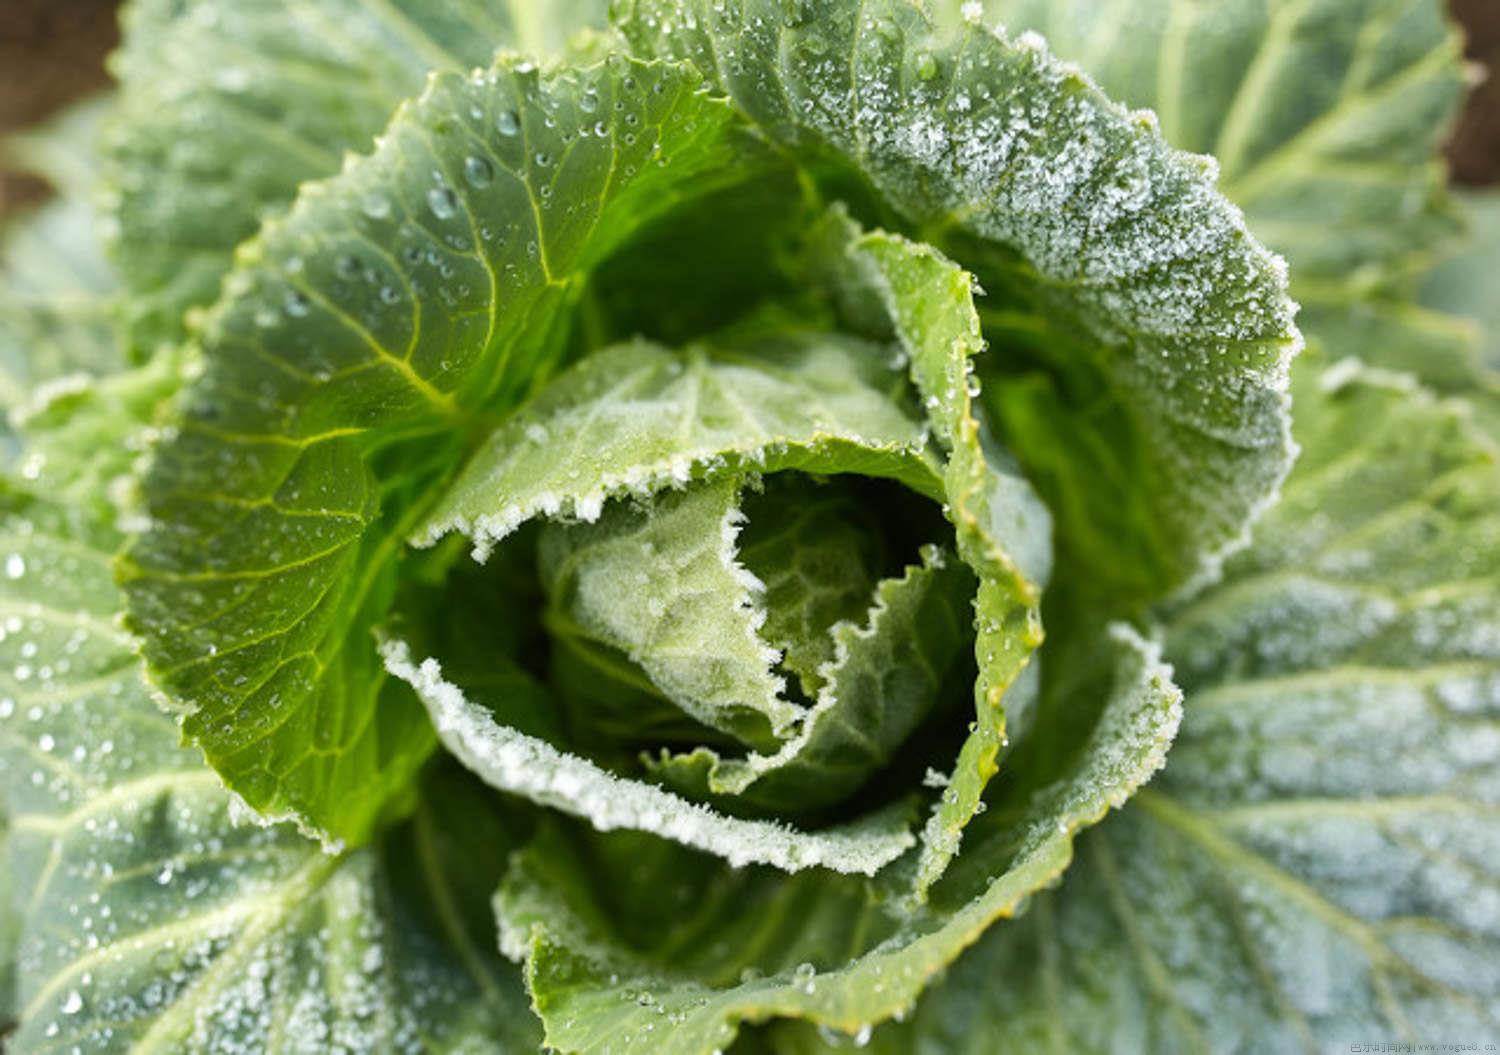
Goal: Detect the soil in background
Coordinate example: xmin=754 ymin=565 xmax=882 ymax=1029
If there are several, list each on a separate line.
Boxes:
xmin=1449 ymin=0 xmax=1500 ymax=186
xmin=0 ymin=0 xmax=118 ymax=214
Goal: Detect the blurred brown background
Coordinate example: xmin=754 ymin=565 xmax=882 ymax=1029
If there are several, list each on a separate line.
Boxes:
xmin=1 ymin=0 xmax=118 ymax=212
xmin=1 ymin=0 xmax=1498 ymax=217
xmin=1448 ymin=0 xmax=1500 ymax=185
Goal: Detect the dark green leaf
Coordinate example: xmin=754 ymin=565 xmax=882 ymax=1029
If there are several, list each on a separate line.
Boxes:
xmin=106 ymin=0 xmax=610 ymax=349
xmin=121 ymin=56 xmax=762 ymax=844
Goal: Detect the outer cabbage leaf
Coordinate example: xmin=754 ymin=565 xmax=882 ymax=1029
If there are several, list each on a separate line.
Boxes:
xmin=0 ymin=485 xmax=541 ymax=1052
xmin=1419 ymin=190 xmax=1500 ymax=443
xmin=120 ymin=57 xmax=765 ymax=844
xmin=3 ymin=93 xmax=113 ymax=205
xmin=1300 ymin=298 xmax=1487 ymax=389
xmin=1291 ymin=187 xmax=1500 ymax=439
xmin=105 ymin=0 xmax=609 ymax=349
xmin=0 ymin=815 xmax=12 ymax=1027
xmin=1303 ymin=188 xmax=1500 ymax=448
xmin=1422 ymin=189 xmax=1500 ymax=369
xmin=9 ymin=355 xmax=181 ymax=530
xmin=942 ymin=0 xmax=1492 ymax=441
xmin=837 ymin=356 xmax=1500 ymax=1053
xmin=946 ymin=0 xmax=1466 ymax=294
xmin=617 ymin=0 xmax=1300 ymax=608
xmin=0 ymin=97 xmax=125 ymax=412
xmin=496 ymin=623 xmax=1178 ymax=1053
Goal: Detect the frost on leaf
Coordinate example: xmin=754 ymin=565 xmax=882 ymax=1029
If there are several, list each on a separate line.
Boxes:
xmin=865 ymin=360 xmax=1500 ymax=1051
xmin=381 ymin=639 xmax=916 ymax=875
xmin=414 ymin=334 xmax=943 ymax=558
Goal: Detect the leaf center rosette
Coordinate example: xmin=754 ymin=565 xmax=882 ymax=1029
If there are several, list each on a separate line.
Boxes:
xmin=385 ymin=240 xmax=1053 ymax=876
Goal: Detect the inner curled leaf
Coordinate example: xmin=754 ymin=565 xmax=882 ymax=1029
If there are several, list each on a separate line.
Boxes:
xmin=399 ymin=305 xmax=1041 ymax=864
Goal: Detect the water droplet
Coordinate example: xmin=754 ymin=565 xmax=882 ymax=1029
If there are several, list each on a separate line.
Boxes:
xmin=792 ymin=962 xmax=817 ymax=994
xmin=360 ymin=193 xmax=392 ymax=220
xmin=496 ymin=110 xmax=520 ymax=136
xmin=5 ymin=553 xmax=24 ymax=579
xmin=427 ymin=186 xmax=458 ymax=220
xmin=533 ymin=151 xmax=552 ymax=167
xmin=284 ymin=291 xmax=310 ymax=317
xmin=61 ymin=990 xmax=83 ymax=1015
xmin=215 ymin=67 xmax=250 ymax=93
xmin=463 ymin=155 xmax=494 ymax=187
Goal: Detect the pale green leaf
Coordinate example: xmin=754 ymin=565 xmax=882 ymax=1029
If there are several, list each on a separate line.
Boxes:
xmin=790 ymin=207 xmax=1057 ymax=891
xmin=120 ymin=56 xmax=761 ymax=844
xmin=1295 ymin=190 xmax=1500 ymax=437
xmin=414 ymin=332 xmax=945 ymax=557
xmin=1299 ymin=298 xmax=1486 ymax=391
xmin=1423 ymin=190 xmax=1500 ymax=358
xmin=0 ymin=97 xmax=125 ymax=414
xmin=846 ymin=356 xmax=1500 ymax=1054
xmin=106 ymin=0 xmax=609 ymax=349
xmin=7 ymin=353 xmax=181 ymax=528
xmin=497 ymin=624 xmax=1179 ymax=1053
xmin=540 ymin=477 xmax=801 ymax=749
xmin=1420 ymin=189 xmax=1500 ymax=441
xmin=0 ymin=493 xmax=540 ymax=1053
xmin=647 ymin=543 xmax=973 ymax=813
xmin=735 ymin=473 xmax=892 ymax=698
xmin=617 ymin=0 xmax=1299 ymax=609
xmin=380 ymin=638 xmax=916 ymax=875
xmin=0 ymin=815 xmax=13 ymax=1028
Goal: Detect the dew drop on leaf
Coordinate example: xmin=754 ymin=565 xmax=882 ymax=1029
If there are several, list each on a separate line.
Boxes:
xmin=360 ymin=192 xmax=392 ymax=220
xmin=463 ymin=155 xmax=494 ymax=187
xmin=427 ymin=186 xmax=459 ymax=220
xmin=284 ymin=290 xmax=310 ymax=317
